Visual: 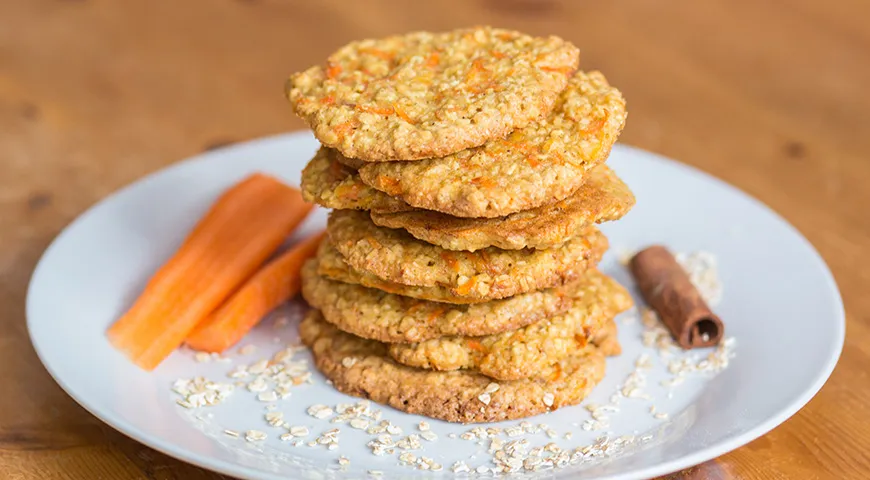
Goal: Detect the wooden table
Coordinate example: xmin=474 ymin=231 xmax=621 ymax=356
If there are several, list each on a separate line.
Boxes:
xmin=2 ymin=1 xmax=868 ymax=478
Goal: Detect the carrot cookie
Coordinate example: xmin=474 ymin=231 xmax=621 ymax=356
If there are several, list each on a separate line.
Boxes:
xmin=300 ymin=310 xmax=606 ymax=423
xmin=591 ymin=318 xmax=622 ymax=357
xmin=328 ymin=210 xmax=607 ymax=294
xmin=316 ymin=238 xmax=603 ymax=304
xmin=357 ymin=71 xmax=626 ymax=217
xmin=387 ymin=272 xmax=631 ymax=380
xmin=300 ymin=147 xmax=412 ymax=213
xmin=302 ymin=259 xmax=606 ymax=343
xmin=370 ymin=166 xmax=635 ymax=251
xmin=287 ymin=27 xmax=579 ymax=161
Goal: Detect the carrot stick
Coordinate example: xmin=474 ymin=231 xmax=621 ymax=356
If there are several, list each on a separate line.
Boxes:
xmin=107 ymin=173 xmax=314 ymax=370
xmin=186 ymin=231 xmax=325 ymax=353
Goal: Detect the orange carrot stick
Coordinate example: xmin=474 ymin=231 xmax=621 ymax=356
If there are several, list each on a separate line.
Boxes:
xmin=186 ymin=231 xmax=325 ymax=353
xmin=106 ymin=173 xmax=314 ymax=370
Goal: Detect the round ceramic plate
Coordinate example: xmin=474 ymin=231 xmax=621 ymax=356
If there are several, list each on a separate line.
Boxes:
xmin=27 ymin=132 xmax=844 ymax=480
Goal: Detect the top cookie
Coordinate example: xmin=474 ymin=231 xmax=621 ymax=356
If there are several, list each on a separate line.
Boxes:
xmin=357 ymin=71 xmax=627 ymax=217
xmin=286 ymin=27 xmax=579 ymax=161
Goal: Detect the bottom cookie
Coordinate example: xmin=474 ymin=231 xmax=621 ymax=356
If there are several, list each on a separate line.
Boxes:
xmin=300 ymin=310 xmax=607 ymax=423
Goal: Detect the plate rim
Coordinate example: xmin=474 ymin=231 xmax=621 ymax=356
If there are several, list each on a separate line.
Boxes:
xmin=26 ymin=131 xmax=846 ymax=480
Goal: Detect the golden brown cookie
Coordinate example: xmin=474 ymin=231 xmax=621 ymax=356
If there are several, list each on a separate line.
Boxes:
xmin=302 ymin=259 xmax=598 ymax=343
xmin=591 ymin=318 xmax=622 ymax=357
xmin=287 ymin=27 xmax=579 ymax=161
xmin=317 ymin=234 xmax=606 ymax=303
xmin=300 ymin=310 xmax=607 ymax=423
xmin=328 ymin=210 xmax=607 ymax=295
xmin=300 ymin=147 xmax=412 ymax=213
xmin=370 ymin=166 xmax=635 ymax=251
xmin=356 ymin=71 xmax=626 ymax=217
xmin=387 ymin=272 xmax=631 ymax=380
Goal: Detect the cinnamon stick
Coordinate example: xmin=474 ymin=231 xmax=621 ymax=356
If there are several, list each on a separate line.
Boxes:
xmin=629 ymin=246 xmax=724 ymax=349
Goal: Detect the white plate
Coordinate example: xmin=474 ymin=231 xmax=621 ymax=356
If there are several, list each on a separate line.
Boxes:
xmin=27 ymin=132 xmax=844 ymax=479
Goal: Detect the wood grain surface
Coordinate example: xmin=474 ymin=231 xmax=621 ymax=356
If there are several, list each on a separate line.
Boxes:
xmin=1 ymin=0 xmax=868 ymax=478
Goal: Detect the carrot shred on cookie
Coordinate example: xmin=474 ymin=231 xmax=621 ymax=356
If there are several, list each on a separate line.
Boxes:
xmin=106 ymin=174 xmax=313 ymax=370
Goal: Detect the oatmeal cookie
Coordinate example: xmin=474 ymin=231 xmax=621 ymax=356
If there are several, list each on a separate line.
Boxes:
xmin=300 ymin=147 xmax=412 ymax=213
xmin=328 ymin=210 xmax=607 ymax=294
xmin=287 ymin=27 xmax=579 ymax=161
xmin=317 ymin=234 xmax=605 ymax=303
xmin=302 ymin=258 xmax=605 ymax=343
xmin=300 ymin=310 xmax=606 ymax=423
xmin=357 ymin=71 xmax=626 ymax=217
xmin=370 ymin=166 xmax=634 ymax=251
xmin=591 ymin=318 xmax=622 ymax=356
xmin=387 ymin=272 xmax=631 ymax=380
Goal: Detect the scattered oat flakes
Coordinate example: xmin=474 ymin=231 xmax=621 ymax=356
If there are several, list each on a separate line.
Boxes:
xmin=265 ymin=411 xmax=284 ymax=427
xmin=257 ymin=391 xmax=278 ymax=402
xmin=238 ymin=344 xmax=258 ymax=355
xmin=244 ymin=430 xmax=266 ymax=442
xmin=350 ymin=418 xmax=369 ymax=430
xmin=172 ymin=377 xmax=234 ymax=408
xmin=307 ymin=404 xmax=334 ymax=419
xmin=341 ymin=356 xmax=358 ymax=368
xmin=398 ymin=452 xmax=416 ymax=465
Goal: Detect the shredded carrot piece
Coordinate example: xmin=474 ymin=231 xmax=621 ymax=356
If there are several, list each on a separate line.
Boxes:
xmin=334 ymin=183 xmax=360 ymax=201
xmin=455 ymin=276 xmax=478 ymax=296
xmin=492 ymin=51 xmax=507 ymax=60
xmin=473 ymin=250 xmax=499 ymax=276
xmin=406 ymin=303 xmax=426 ymax=315
xmin=424 ymin=307 xmax=446 ymax=325
xmin=356 ymin=104 xmax=395 ymax=116
xmin=549 ymin=362 xmax=563 ymax=382
xmin=393 ymin=104 xmax=414 ymax=123
xmin=526 ymin=156 xmax=540 ymax=168
xmin=359 ymin=48 xmax=394 ymax=61
xmin=578 ymin=113 xmax=609 ymax=135
xmin=439 ymin=251 xmax=461 ymax=273
xmin=470 ymin=58 xmax=487 ymax=73
xmin=321 ymin=95 xmax=335 ymax=106
xmin=464 ymin=58 xmax=490 ymax=86
xmin=107 ymin=174 xmax=313 ymax=370
xmin=574 ymin=333 xmax=589 ymax=348
xmin=333 ymin=121 xmax=355 ymax=140
xmin=326 ymin=63 xmax=342 ymax=79
xmin=425 ymin=52 xmax=440 ymax=68
xmin=471 ymin=176 xmax=497 ymax=189
xmin=186 ymin=232 xmax=324 ymax=353
xmin=540 ymin=66 xmax=574 ymax=76
xmin=376 ymin=175 xmax=402 ymax=195
xmin=467 ymin=339 xmax=487 ymax=353
xmin=363 ymin=235 xmax=383 ymax=250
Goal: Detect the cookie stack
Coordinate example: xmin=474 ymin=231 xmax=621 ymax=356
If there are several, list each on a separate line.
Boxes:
xmin=286 ymin=27 xmax=635 ymax=423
